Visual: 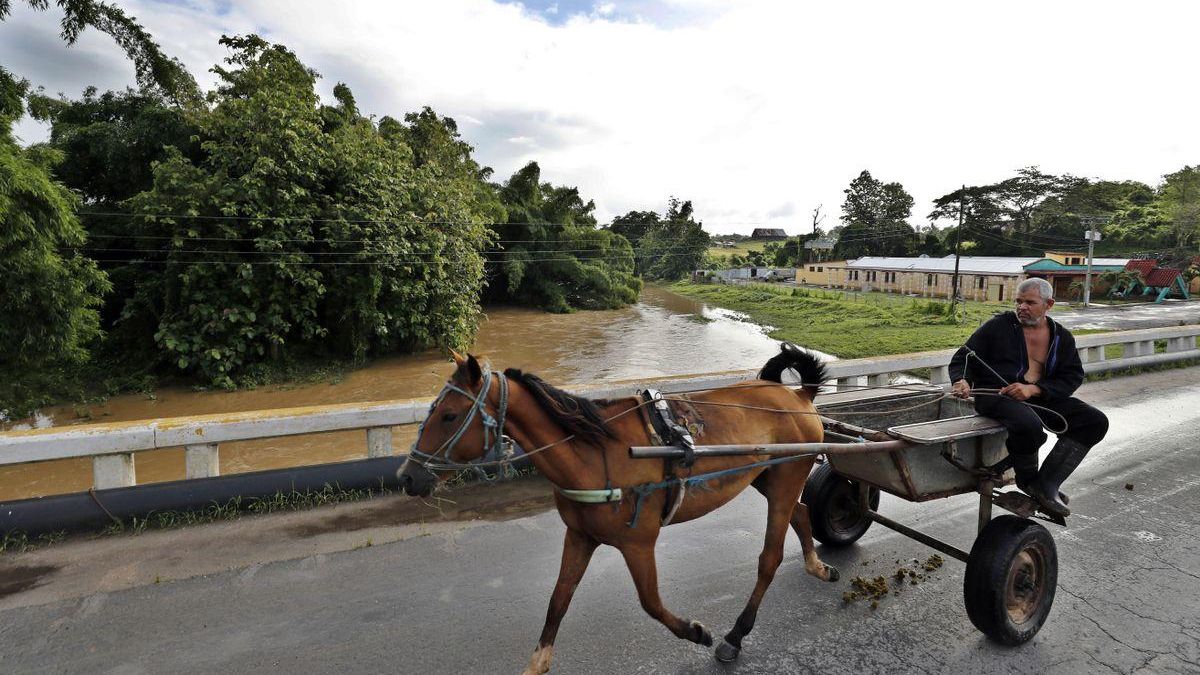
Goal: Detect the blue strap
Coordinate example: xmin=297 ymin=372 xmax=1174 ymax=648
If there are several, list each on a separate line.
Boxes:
xmin=622 ymin=454 xmax=811 ymax=528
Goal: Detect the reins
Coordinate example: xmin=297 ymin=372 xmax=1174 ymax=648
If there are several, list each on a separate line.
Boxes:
xmin=406 ymin=346 xmax=1067 ymax=519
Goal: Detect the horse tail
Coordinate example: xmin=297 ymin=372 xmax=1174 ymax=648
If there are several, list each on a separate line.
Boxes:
xmin=758 ymin=342 xmax=827 ymax=400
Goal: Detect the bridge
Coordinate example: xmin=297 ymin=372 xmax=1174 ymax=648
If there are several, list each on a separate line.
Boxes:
xmin=1 ymin=325 xmax=1199 ymax=673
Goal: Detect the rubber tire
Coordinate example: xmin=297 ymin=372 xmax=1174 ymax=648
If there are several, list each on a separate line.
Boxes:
xmin=964 ymin=515 xmax=1058 ymax=645
xmin=802 ymin=462 xmax=881 ymax=546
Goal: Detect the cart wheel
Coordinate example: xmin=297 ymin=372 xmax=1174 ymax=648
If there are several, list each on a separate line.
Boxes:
xmin=964 ymin=515 xmax=1058 ymax=645
xmin=802 ymin=462 xmax=880 ymax=546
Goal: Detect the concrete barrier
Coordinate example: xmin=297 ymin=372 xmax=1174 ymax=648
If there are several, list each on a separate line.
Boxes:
xmin=2 ymin=324 xmax=1198 ymax=492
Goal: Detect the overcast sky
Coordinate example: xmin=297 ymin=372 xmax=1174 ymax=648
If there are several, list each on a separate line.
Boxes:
xmin=3 ymin=0 xmax=1198 ymax=235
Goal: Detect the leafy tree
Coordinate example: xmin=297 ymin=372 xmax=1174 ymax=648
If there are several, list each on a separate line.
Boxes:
xmin=609 ymin=210 xmax=660 ymax=247
xmin=0 ymin=68 xmax=109 ymax=414
xmin=834 ymin=170 xmax=915 ymax=259
xmin=1159 ymin=166 xmax=1200 ymax=250
xmin=635 ymin=197 xmax=710 ymax=279
xmin=126 ymin=36 xmax=494 ymax=385
xmin=490 ymin=161 xmax=639 ymax=312
xmin=26 ymin=87 xmax=201 ymax=331
xmin=930 ymin=184 xmax=1017 ymax=256
xmin=1 ymin=0 xmax=199 ymax=104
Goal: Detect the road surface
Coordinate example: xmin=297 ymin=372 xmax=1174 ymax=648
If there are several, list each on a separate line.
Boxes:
xmin=1 ymin=368 xmax=1199 ymax=674
xmin=1054 ymin=300 xmax=1200 ymax=331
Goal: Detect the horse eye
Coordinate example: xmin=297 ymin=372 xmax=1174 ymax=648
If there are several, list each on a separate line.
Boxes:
xmin=441 ymin=412 xmax=458 ymax=423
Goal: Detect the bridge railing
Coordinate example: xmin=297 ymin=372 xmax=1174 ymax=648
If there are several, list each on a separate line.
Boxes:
xmin=2 ymin=324 xmax=1198 ymax=491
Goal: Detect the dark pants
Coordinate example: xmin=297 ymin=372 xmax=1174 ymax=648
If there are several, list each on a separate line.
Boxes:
xmin=974 ymin=394 xmax=1109 ymax=458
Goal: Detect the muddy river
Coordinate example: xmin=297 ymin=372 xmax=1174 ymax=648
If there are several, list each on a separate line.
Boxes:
xmin=3 ymin=286 xmax=807 ymax=501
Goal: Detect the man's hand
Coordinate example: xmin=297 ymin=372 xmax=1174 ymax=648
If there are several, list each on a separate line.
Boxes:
xmin=951 ymin=379 xmax=971 ymax=399
xmin=1000 ymin=383 xmax=1041 ymax=401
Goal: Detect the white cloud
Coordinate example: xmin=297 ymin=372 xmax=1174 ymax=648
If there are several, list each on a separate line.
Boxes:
xmin=3 ymin=0 xmax=1199 ymax=235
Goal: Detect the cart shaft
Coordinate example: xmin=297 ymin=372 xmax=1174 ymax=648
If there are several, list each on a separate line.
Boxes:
xmin=628 ymin=439 xmax=910 ymax=459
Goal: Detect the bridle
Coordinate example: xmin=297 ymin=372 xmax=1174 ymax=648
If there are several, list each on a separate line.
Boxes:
xmin=406 ymin=367 xmax=519 ymax=481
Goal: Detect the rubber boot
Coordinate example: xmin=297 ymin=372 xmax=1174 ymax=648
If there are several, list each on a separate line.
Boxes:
xmin=1011 ymin=452 xmax=1040 ymax=497
xmin=987 ymin=455 xmax=1068 ymax=505
xmin=1029 ymin=438 xmax=1091 ymax=518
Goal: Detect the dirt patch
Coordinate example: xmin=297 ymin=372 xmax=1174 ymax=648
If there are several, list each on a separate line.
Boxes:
xmin=285 ymin=476 xmax=556 ymax=538
xmin=0 ymin=564 xmax=58 ymax=599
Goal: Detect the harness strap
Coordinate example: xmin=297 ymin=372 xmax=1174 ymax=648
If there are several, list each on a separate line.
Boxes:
xmin=641 ymin=389 xmax=697 ymax=468
xmin=556 ymin=487 xmax=623 ymax=503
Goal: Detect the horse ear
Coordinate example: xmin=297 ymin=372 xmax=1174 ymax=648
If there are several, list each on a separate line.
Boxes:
xmin=448 ymin=349 xmax=466 ymax=365
xmin=465 ymin=354 xmax=483 ymax=385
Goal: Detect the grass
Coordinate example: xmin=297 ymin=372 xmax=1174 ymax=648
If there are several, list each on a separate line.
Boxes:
xmin=670 ymin=281 xmax=1012 ymax=358
xmin=706 ymin=241 xmax=768 ymax=261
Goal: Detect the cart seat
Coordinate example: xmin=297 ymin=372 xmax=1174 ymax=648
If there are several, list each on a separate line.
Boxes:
xmin=887 ymin=415 xmax=1004 ymax=444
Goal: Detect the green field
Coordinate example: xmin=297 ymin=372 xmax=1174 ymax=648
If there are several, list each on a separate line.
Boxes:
xmin=706 ymin=240 xmax=769 ymax=261
xmin=670 ymin=282 xmax=1014 ymax=358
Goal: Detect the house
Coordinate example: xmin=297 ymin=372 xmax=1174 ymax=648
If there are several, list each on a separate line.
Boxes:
xmin=750 ymin=228 xmax=788 ymax=240
xmin=796 ymin=260 xmax=848 ymax=287
xmin=843 ymin=255 xmax=1038 ymax=301
xmin=1111 ymin=260 xmax=1191 ymax=303
xmin=1022 ymin=253 xmax=1130 ymax=300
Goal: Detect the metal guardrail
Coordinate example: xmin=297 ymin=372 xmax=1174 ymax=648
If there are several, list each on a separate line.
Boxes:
xmin=2 ymin=325 xmax=1198 ymax=492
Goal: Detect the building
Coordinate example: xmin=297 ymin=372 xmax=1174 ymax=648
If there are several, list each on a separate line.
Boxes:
xmin=696 ymin=267 xmax=794 ymax=283
xmin=797 ymin=260 xmax=848 ymax=287
xmin=842 ymin=255 xmax=1038 ymax=301
xmin=1022 ymin=251 xmax=1130 ymax=300
xmin=750 ymin=228 xmax=788 ymax=240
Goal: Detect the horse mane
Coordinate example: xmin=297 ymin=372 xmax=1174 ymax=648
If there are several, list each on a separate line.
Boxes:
xmin=503 ymin=368 xmax=616 ymax=445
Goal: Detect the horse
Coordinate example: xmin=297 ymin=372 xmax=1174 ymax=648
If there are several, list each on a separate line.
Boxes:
xmin=397 ymin=344 xmax=838 ymax=674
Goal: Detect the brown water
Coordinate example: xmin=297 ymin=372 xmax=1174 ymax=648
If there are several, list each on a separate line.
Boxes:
xmin=1 ymin=286 xmax=797 ymax=501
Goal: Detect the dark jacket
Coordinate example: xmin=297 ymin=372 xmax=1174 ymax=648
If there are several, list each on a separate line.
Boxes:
xmin=948 ymin=311 xmax=1084 ymax=401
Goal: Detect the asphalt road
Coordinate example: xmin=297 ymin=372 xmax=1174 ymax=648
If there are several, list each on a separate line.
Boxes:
xmin=1 ymin=369 xmax=1199 ymax=674
xmin=1053 ymin=300 xmax=1200 ymax=331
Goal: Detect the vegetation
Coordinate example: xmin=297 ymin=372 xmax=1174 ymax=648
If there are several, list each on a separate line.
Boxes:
xmin=489 ymin=161 xmax=639 ymax=312
xmin=608 ymin=197 xmax=709 ymax=280
xmin=3 ymin=5 xmax=1200 ymax=419
xmin=669 ymin=282 xmax=1010 ymax=359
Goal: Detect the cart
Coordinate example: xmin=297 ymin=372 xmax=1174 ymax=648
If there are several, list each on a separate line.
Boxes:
xmin=630 ymin=385 xmax=1061 ymax=645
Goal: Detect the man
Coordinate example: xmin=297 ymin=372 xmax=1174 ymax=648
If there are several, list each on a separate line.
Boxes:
xmin=948 ymin=278 xmax=1108 ymax=517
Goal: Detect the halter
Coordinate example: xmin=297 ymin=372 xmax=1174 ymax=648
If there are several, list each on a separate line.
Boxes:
xmin=407 ymin=367 xmax=519 ymax=481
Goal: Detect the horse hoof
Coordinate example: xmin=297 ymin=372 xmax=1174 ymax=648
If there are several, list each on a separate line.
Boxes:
xmin=715 ymin=640 xmax=741 ymax=662
xmin=825 ymin=564 xmax=840 ymax=582
xmin=690 ymin=620 xmax=714 ymax=647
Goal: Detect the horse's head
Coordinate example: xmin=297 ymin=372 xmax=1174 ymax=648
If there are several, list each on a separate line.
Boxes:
xmin=397 ymin=351 xmax=507 ymax=497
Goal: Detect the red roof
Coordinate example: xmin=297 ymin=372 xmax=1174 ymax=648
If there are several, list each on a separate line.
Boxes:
xmin=1125 ymin=259 xmax=1156 ymax=275
xmin=1145 ymin=268 xmax=1183 ymax=287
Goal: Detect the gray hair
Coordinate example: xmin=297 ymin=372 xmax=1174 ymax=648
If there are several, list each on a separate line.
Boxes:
xmin=1017 ymin=277 xmax=1054 ymax=301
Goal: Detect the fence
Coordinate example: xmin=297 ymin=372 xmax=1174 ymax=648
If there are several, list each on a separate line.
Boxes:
xmin=2 ymin=324 xmax=1198 ymax=492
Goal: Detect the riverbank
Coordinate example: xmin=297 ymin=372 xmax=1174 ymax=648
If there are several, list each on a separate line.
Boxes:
xmin=668 ymin=282 xmax=1012 ymax=358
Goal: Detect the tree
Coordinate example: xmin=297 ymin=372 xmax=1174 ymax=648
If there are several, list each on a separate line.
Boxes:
xmin=929 ymin=184 xmax=1013 ymax=255
xmin=833 ymin=170 xmax=915 ymax=259
xmin=1 ymin=0 xmax=199 ymax=104
xmin=490 ymin=161 xmax=639 ymax=312
xmin=1159 ymin=166 xmax=1200 ymax=250
xmin=635 ymin=197 xmax=710 ymax=280
xmin=26 ymin=87 xmax=201 ymax=331
xmin=608 ymin=210 xmax=660 ymax=247
xmin=0 ymin=68 xmax=109 ymax=414
xmin=125 ymin=36 xmax=495 ymax=385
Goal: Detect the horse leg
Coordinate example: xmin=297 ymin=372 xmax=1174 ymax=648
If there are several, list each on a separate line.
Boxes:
xmin=618 ymin=541 xmax=714 ymax=647
xmin=522 ymin=527 xmax=599 ymax=675
xmin=752 ymin=478 xmax=838 ymax=583
xmin=789 ymin=501 xmax=840 ymax=582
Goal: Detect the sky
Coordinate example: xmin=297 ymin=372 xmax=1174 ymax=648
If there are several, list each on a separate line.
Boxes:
xmin=2 ymin=0 xmax=1198 ymax=235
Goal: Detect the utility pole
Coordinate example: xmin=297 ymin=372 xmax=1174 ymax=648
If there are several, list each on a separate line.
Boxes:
xmin=1080 ymin=215 xmax=1107 ymax=308
xmin=950 ymin=185 xmax=966 ymax=315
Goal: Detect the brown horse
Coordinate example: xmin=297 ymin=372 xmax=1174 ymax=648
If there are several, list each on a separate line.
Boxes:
xmin=397 ymin=344 xmax=837 ymax=673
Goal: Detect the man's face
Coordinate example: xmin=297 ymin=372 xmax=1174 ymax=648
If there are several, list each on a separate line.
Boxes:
xmin=1015 ymin=288 xmax=1053 ymax=326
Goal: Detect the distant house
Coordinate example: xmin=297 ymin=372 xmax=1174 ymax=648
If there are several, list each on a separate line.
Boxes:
xmin=750 ymin=228 xmax=788 ymax=240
